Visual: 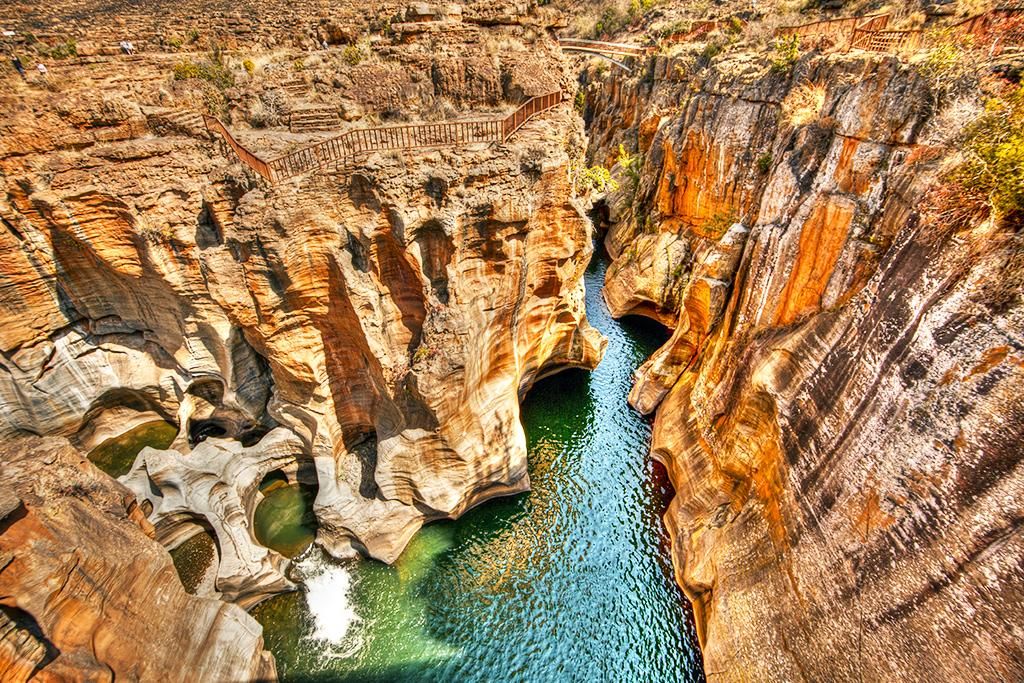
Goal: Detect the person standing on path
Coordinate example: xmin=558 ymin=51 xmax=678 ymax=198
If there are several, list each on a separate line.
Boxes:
xmin=10 ymin=54 xmax=25 ymax=79
xmin=36 ymin=62 xmax=48 ymax=80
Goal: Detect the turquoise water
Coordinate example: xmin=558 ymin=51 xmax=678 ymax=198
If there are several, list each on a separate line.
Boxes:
xmin=253 ymin=254 xmax=705 ymax=682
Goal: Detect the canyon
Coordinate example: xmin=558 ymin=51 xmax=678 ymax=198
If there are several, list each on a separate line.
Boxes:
xmin=1 ymin=0 xmax=1023 ymax=680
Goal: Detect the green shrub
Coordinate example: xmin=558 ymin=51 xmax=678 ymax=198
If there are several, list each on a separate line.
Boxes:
xmin=594 ymin=6 xmax=627 ymax=37
xmin=172 ymin=60 xmax=202 ymax=80
xmin=243 ymin=59 xmax=255 ymax=75
xmin=342 ymin=44 xmax=362 ymax=66
xmin=770 ymin=35 xmax=800 ymax=73
xmin=954 ymin=85 xmax=1024 ymax=221
xmin=660 ymin=19 xmax=692 ymax=38
xmin=628 ymin=0 xmax=657 ymax=22
xmin=172 ymin=50 xmax=234 ymax=90
xmin=167 ymin=36 xmax=184 ymax=49
xmin=701 ymin=210 xmax=738 ymax=238
xmin=47 ymin=40 xmax=77 ymax=59
xmin=189 ymin=28 xmax=201 ymax=44
xmin=701 ymin=39 xmax=726 ymax=62
xmin=757 ymin=153 xmax=773 ymax=173
xmin=579 ymin=165 xmax=619 ymax=193
xmin=574 ymin=90 xmax=586 ymax=112
xmin=617 ymin=143 xmax=641 ymax=196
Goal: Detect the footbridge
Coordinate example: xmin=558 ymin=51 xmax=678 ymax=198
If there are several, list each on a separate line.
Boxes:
xmin=557 ymin=38 xmax=652 ymax=71
xmin=205 ymin=91 xmax=564 ymax=183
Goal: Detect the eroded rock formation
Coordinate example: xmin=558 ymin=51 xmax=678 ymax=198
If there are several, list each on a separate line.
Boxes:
xmin=586 ymin=48 xmax=1024 ymax=681
xmin=122 ymin=428 xmax=308 ymax=606
xmin=0 ymin=435 xmax=276 ymax=681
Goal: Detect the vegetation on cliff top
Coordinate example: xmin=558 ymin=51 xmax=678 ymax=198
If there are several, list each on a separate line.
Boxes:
xmin=953 ymin=85 xmax=1024 ymax=223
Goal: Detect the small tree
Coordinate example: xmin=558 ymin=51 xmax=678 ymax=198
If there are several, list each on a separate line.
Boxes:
xmin=770 ymin=35 xmax=800 ymax=73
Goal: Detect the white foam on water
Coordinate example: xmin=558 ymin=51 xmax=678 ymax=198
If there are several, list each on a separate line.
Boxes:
xmin=294 ymin=549 xmax=363 ymax=659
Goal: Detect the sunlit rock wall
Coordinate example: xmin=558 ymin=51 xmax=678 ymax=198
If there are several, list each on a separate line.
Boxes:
xmin=586 ymin=49 xmax=1024 ymax=681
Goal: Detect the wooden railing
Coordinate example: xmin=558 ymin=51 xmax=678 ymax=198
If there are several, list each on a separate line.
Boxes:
xmin=501 ymin=91 xmax=562 ymax=140
xmin=775 ymin=13 xmax=889 ymax=50
xmin=850 ymin=27 xmax=923 ymax=53
xmin=203 ymin=115 xmax=275 ymax=183
xmin=557 ymin=38 xmax=652 ymax=58
xmin=776 ymin=7 xmax=1021 ymax=56
xmin=205 ymin=91 xmax=564 ymax=183
xmin=663 ymin=20 xmax=728 ymax=44
xmin=948 ymin=7 xmax=1024 ymax=52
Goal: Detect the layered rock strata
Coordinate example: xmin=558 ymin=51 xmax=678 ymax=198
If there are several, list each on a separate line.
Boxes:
xmin=0 ymin=435 xmax=276 ymax=681
xmin=586 ymin=49 xmax=1024 ymax=680
xmin=0 ymin=1 xmax=600 ymax=558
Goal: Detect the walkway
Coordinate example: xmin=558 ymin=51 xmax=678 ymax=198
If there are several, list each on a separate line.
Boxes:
xmin=776 ymin=5 xmax=1023 ymax=56
xmin=557 ymin=38 xmax=652 ymax=73
xmin=557 ymin=38 xmax=652 ymax=59
xmin=205 ymin=91 xmax=564 ymax=183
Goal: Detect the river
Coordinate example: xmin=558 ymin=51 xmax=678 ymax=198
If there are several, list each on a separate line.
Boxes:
xmin=252 ymin=252 xmax=705 ymax=682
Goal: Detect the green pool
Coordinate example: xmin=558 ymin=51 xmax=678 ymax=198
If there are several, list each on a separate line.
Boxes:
xmin=252 ymin=254 xmax=705 ymax=682
xmin=87 ymin=420 xmax=177 ymax=478
xmin=254 ymin=482 xmax=319 ymax=559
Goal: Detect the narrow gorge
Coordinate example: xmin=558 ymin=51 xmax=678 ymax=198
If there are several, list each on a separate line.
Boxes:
xmin=1 ymin=0 xmax=1022 ymax=680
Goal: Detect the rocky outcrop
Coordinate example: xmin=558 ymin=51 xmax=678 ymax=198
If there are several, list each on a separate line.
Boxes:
xmin=0 ymin=435 xmax=276 ymax=681
xmin=121 ymin=428 xmax=308 ymax=606
xmin=586 ymin=48 xmax=1024 ymax=681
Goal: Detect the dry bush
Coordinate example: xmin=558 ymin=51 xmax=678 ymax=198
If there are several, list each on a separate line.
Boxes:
xmin=782 ymin=82 xmax=826 ymax=126
xmin=916 ymin=29 xmax=980 ymax=107
xmin=919 ymin=95 xmax=984 ymax=145
xmin=920 ymin=85 xmax=1024 ymax=245
xmin=423 ymin=97 xmax=458 ymax=121
xmin=743 ymin=12 xmax=804 ymax=47
xmin=248 ymin=89 xmax=288 ymax=128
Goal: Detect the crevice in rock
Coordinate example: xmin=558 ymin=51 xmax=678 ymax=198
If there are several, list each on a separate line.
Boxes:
xmin=0 ymin=605 xmax=60 ymax=675
xmin=188 ymin=419 xmax=228 ymax=445
xmin=0 ymin=215 xmax=25 ymax=242
xmin=413 ymin=219 xmax=453 ymax=304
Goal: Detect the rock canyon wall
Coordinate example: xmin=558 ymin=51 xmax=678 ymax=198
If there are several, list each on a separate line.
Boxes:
xmin=0 ymin=2 xmax=603 ymax=678
xmin=584 ymin=45 xmax=1024 ymax=681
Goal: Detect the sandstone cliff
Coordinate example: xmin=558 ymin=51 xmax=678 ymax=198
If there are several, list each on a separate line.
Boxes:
xmin=584 ymin=46 xmax=1024 ymax=681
